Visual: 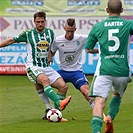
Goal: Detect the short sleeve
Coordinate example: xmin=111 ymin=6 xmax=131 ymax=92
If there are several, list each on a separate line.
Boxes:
xmin=13 ymin=30 xmax=27 ymax=43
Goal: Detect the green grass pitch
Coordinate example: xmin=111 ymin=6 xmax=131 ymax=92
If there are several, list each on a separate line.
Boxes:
xmin=0 ymin=75 xmax=132 ymax=133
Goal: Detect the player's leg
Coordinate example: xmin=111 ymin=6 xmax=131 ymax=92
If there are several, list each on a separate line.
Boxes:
xmin=107 ymin=76 xmax=131 ymax=120
xmin=56 ymin=69 xmax=69 ymax=100
xmin=80 ymin=85 xmax=107 ymax=122
xmin=27 ymin=67 xmax=53 ymax=109
xmin=42 ymin=68 xmax=69 ymax=121
xmin=35 ymin=84 xmax=54 ymax=120
xmin=34 ymin=83 xmax=54 ymax=109
xmin=90 ymin=75 xmax=112 ymax=133
xmin=26 ymin=66 xmax=71 ymax=111
xmin=41 ymin=74 xmax=71 ymax=122
xmin=51 ymin=77 xmax=68 ymax=100
xmin=37 ymin=74 xmax=71 ymax=111
xmin=91 ymin=97 xmax=106 ymax=133
xmin=70 ymin=71 xmax=95 ymax=108
xmin=80 ymin=84 xmax=94 ymax=108
xmin=57 ymin=70 xmax=95 ymax=108
xmin=105 ymin=92 xmax=121 ymax=133
xmin=105 ymin=76 xmax=131 ymax=133
xmin=27 ymin=66 xmax=55 ymax=120
xmin=27 ymin=66 xmax=60 ymax=108
xmin=46 ymin=68 xmax=71 ymax=110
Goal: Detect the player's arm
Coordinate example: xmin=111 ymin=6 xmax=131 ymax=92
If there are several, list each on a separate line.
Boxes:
xmin=86 ymin=48 xmax=99 ymax=54
xmin=48 ymin=44 xmax=56 ymax=64
xmin=0 ymin=38 xmax=15 ymax=48
xmin=85 ymin=25 xmax=98 ymax=53
xmin=48 ymin=50 xmax=56 ymax=64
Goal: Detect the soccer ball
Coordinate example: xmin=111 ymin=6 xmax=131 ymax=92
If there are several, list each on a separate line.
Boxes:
xmin=46 ymin=109 xmax=62 ymax=122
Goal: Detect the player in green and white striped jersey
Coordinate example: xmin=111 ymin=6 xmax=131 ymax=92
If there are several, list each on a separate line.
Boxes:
xmin=0 ymin=12 xmax=72 ymax=117
xmin=85 ymin=0 xmax=133 ymax=133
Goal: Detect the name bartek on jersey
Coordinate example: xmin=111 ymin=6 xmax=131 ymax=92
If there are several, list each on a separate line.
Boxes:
xmin=104 ymin=21 xmax=123 ymax=27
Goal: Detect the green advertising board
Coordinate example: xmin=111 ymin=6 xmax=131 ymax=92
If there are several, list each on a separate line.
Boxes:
xmin=0 ymin=0 xmax=133 ymax=16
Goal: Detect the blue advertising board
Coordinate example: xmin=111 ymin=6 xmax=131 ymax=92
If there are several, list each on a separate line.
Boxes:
xmin=0 ymin=43 xmax=133 ymax=74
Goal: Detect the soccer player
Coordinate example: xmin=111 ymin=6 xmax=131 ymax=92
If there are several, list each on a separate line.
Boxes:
xmin=0 ymin=12 xmax=72 ymax=114
xmin=85 ymin=0 xmax=133 ymax=132
xmin=49 ymin=18 xmax=98 ymax=110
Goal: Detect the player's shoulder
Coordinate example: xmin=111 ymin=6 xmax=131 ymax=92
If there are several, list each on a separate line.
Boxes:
xmin=74 ymin=34 xmax=87 ymax=40
xmin=27 ymin=28 xmax=35 ymax=32
xmin=55 ymin=34 xmax=65 ymax=42
xmin=21 ymin=28 xmax=34 ymax=33
xmin=17 ymin=28 xmax=34 ymax=36
xmin=122 ymin=18 xmax=133 ymax=24
xmin=45 ymin=27 xmax=54 ymax=32
xmin=45 ymin=28 xmax=54 ymax=34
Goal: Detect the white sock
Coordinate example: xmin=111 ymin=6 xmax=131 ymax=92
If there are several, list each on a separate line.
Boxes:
xmin=37 ymin=89 xmax=54 ymax=109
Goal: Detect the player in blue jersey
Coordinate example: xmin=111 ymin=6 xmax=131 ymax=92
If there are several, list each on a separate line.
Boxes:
xmin=0 ymin=12 xmax=72 ymax=118
xmin=85 ymin=0 xmax=133 ymax=133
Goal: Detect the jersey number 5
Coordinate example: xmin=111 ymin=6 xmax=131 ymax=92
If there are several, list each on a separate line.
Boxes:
xmin=108 ymin=29 xmax=120 ymax=51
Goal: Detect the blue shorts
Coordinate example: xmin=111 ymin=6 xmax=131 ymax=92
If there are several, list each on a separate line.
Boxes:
xmin=57 ymin=70 xmax=88 ymax=90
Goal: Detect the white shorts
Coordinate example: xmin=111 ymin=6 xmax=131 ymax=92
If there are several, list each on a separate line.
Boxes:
xmin=26 ymin=66 xmax=61 ymax=84
xmin=90 ymin=75 xmax=131 ymax=98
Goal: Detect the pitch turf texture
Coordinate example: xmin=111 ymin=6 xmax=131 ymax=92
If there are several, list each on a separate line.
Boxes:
xmin=0 ymin=75 xmax=132 ymax=133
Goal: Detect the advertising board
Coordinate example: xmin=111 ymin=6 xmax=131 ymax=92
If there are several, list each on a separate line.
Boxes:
xmin=0 ymin=0 xmax=132 ymax=74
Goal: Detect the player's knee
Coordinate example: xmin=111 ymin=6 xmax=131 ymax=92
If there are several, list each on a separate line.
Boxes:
xmin=57 ymin=83 xmax=68 ymax=94
xmin=84 ymin=90 xmax=89 ymax=97
xmin=37 ymin=74 xmax=50 ymax=86
xmin=62 ymin=84 xmax=68 ymax=92
xmin=80 ymin=85 xmax=89 ymax=96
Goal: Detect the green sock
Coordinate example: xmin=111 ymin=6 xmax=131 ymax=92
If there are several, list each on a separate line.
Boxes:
xmin=44 ymin=86 xmax=60 ymax=108
xmin=108 ymin=96 xmax=121 ymax=120
xmin=57 ymin=94 xmax=66 ymax=100
xmin=91 ymin=116 xmax=103 ymax=133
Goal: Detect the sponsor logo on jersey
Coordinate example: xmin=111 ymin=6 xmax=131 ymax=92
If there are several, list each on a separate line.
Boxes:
xmin=37 ymin=40 xmax=49 ymax=50
xmin=65 ymin=55 xmax=75 ymax=63
xmin=61 ymin=43 xmax=65 ymax=47
xmin=76 ymin=41 xmax=80 ymax=46
xmin=64 ymin=51 xmax=76 ymax=54
xmin=36 ymin=52 xmax=49 ymax=58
